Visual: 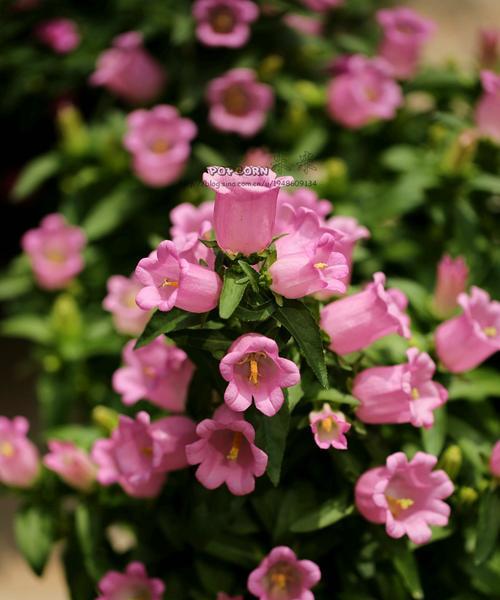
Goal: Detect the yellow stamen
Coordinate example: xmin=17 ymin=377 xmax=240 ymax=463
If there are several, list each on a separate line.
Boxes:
xmin=0 ymin=441 xmax=14 ymax=457
xmin=484 ymin=326 xmax=497 ymax=337
xmin=249 ymin=358 xmax=259 ymax=385
xmin=226 ymin=432 xmax=243 ymax=461
xmin=142 ymin=447 xmax=153 ymax=457
xmin=386 ymin=494 xmax=414 ymax=517
xmin=411 ymin=387 xmax=420 ymax=400
xmin=320 ymin=417 xmax=334 ymax=433
xmin=45 ymin=249 xmax=66 ymax=263
xmin=314 ymin=262 xmax=328 ymax=269
xmin=161 ymin=279 xmax=178 ymax=288
xmin=143 ymin=366 xmax=156 ymax=378
xmin=270 ymin=572 xmax=287 ymax=590
xmin=211 ymin=8 xmax=235 ymax=33
xmin=150 ymin=139 xmax=170 ymax=154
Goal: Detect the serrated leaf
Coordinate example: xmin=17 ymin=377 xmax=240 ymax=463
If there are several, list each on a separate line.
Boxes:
xmin=135 ymin=308 xmax=202 ymax=349
xmin=219 ymin=269 xmax=248 ymax=319
xmin=291 ymin=497 xmax=353 ymax=533
xmin=274 ymin=299 xmax=328 ymax=388
xmin=233 ymin=300 xmax=276 ymax=322
xmin=474 ymin=488 xmax=500 ymax=566
xmin=255 ymin=402 xmax=290 ymax=487
xmin=14 ymin=505 xmax=55 ymax=576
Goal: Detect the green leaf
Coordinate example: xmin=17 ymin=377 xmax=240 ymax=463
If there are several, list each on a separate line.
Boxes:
xmin=169 ymin=329 xmax=233 ymax=359
xmin=0 ymin=314 xmax=52 ymax=344
xmin=44 ymin=425 xmax=102 ymax=452
xmin=82 ymin=186 xmax=136 ymax=241
xmin=448 ymin=368 xmax=500 ymax=402
xmin=14 ymin=505 xmax=55 ymax=576
xmin=203 ymin=535 xmax=262 ymax=568
xmin=316 ymin=388 xmax=360 ymax=407
xmin=255 ymin=402 xmax=290 ymax=487
xmin=75 ymin=503 xmax=110 ymax=581
xmin=219 ymin=269 xmax=248 ymax=319
xmin=393 ymin=548 xmax=424 ymax=600
xmin=474 ymin=489 xmax=500 ymax=566
xmin=274 ymin=299 xmax=328 ymax=388
xmin=421 ymin=405 xmax=447 ymax=456
xmin=11 ymin=153 xmax=60 ymax=201
xmin=237 ymin=260 xmax=260 ymax=292
xmin=291 ymin=496 xmax=354 ymax=533
xmin=233 ymin=300 xmax=276 ymax=322
xmin=135 ymin=308 xmax=202 ymax=349
xmin=287 ymin=382 xmax=304 ymax=413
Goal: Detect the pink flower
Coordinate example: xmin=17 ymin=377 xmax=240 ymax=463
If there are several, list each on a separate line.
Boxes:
xmin=283 ymin=14 xmax=323 ymax=37
xmin=171 ymin=220 xmax=216 ymax=269
xmin=479 ymin=29 xmax=500 ymax=70
xmin=327 ymin=55 xmax=402 ymax=129
xmin=490 ymin=441 xmax=500 ymax=478
xmin=169 ymin=201 xmax=214 ymax=238
xmin=376 ymin=8 xmax=436 ymax=79
xmin=92 ymin=412 xmax=196 ymax=498
xmin=112 ymin=337 xmax=194 ymax=412
xmin=432 ymin=254 xmax=468 ymax=319
xmin=43 ymin=441 xmax=96 ymax=491
xmin=203 ymin=167 xmax=293 ymax=255
xmin=435 ymin=286 xmax=500 ymax=373
xmin=242 ymin=147 xmax=274 ymax=169
xmin=354 ymin=348 xmax=448 ymax=429
xmin=96 ymin=562 xmax=165 ymax=600
xmin=193 ymin=0 xmax=259 ymax=48
xmin=0 ymin=417 xmax=39 ymax=488
xmin=475 ymin=71 xmax=500 ymax=142
xmin=355 ymin=452 xmax=454 ymax=544
xmin=124 ymin=105 xmax=197 ymax=187
xmin=320 ymin=272 xmax=411 ymax=355
xmin=220 ymin=334 xmax=300 ymax=416
xmin=207 ymin=69 xmax=273 ymax=137
xmin=309 ymin=404 xmax=350 ymax=450
xmin=217 ymin=594 xmax=243 ymax=600
xmin=247 ymin=546 xmax=321 ymax=600
xmin=274 ymin=206 xmax=330 ymax=255
xmin=301 ymin=0 xmax=343 ymax=11
xmin=36 ymin=18 xmax=80 ymax=54
xmin=186 ymin=405 xmax=268 ymax=496
xmin=90 ymin=31 xmax=166 ymax=104
xmin=135 ymin=240 xmax=222 ymax=313
xmin=103 ymin=274 xmax=151 ymax=336
xmin=276 ymin=188 xmax=332 ymax=233
xmin=270 ymin=231 xmax=348 ymax=299
xmin=326 ymin=216 xmax=370 ymax=276
xmin=21 ymin=213 xmax=86 ymax=290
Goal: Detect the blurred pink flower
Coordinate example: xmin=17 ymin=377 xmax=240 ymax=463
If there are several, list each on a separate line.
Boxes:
xmin=479 ymin=29 xmax=500 ymax=70
xmin=432 ymin=254 xmax=468 ymax=319
xmin=490 ymin=441 xmax=500 ymax=478
xmin=124 ymin=105 xmax=197 ymax=187
xmin=354 ymin=348 xmax=448 ymax=429
xmin=247 ymin=546 xmax=321 ymax=599
xmin=301 ymin=0 xmax=343 ymax=11
xmin=90 ymin=31 xmax=166 ymax=104
xmin=327 ymin=55 xmax=402 ymax=129
xmin=276 ymin=188 xmax=332 ymax=232
xmin=355 ymin=451 xmax=454 ymax=544
xmin=169 ymin=201 xmax=214 ymax=237
xmin=112 ymin=337 xmax=194 ymax=412
xmin=21 ymin=213 xmax=86 ymax=290
xmin=283 ymin=14 xmax=323 ymax=37
xmin=186 ymin=405 xmax=268 ymax=496
xmin=320 ymin=272 xmax=411 ymax=355
xmin=217 ymin=594 xmax=243 ymax=600
xmin=475 ymin=70 xmax=500 ymax=142
xmin=376 ymin=7 xmax=436 ymax=79
xmin=309 ymin=404 xmax=350 ymax=450
xmin=97 ymin=562 xmax=165 ymax=600
xmin=242 ymin=147 xmax=274 ymax=169
xmin=207 ymin=69 xmax=273 ymax=137
xmin=103 ymin=274 xmax=151 ymax=336
xmin=36 ymin=18 xmax=80 ymax=54
xmin=326 ymin=216 xmax=370 ymax=280
xmin=92 ymin=412 xmax=196 ymax=498
xmin=0 ymin=416 xmax=39 ymax=488
xmin=203 ymin=167 xmax=292 ymax=255
xmin=435 ymin=286 xmax=500 ymax=372
xmin=193 ymin=0 xmax=258 ymax=48
xmin=43 ymin=441 xmax=96 ymax=491
xmin=220 ymin=333 xmax=300 ymax=416
xmin=135 ymin=240 xmax=222 ymax=313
